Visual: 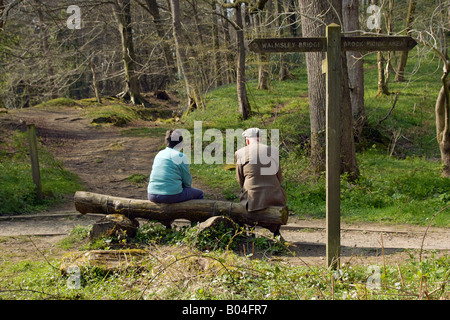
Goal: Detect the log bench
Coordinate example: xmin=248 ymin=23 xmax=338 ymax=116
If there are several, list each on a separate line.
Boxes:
xmin=74 ymin=191 xmax=288 ymax=234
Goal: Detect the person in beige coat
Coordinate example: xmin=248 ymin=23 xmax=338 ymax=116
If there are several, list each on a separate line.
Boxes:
xmin=234 ymin=128 xmax=287 ymax=227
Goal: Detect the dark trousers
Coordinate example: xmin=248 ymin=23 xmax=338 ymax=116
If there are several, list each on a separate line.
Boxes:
xmin=148 ymin=187 xmax=204 ymax=203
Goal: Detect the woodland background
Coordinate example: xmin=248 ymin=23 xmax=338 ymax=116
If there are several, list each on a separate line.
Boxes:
xmin=0 ymin=0 xmax=449 ymax=179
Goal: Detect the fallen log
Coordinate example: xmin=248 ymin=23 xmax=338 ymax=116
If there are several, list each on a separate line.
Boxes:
xmin=74 ymin=191 xmax=288 ymax=233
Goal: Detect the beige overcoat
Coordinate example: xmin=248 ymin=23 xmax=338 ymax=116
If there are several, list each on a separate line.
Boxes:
xmin=234 ymin=143 xmax=287 ymax=212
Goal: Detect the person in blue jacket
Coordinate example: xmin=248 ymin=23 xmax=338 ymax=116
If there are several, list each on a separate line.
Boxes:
xmin=147 ymin=129 xmax=203 ymax=204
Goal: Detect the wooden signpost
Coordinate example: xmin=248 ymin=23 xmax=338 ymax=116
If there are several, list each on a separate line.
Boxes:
xmin=249 ymin=24 xmax=417 ymax=269
xmin=27 ymin=124 xmax=43 ymax=201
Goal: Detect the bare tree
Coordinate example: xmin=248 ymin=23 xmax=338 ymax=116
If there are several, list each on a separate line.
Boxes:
xmin=343 ymin=0 xmax=366 ymax=138
xmin=395 ymin=0 xmax=416 ymax=82
xmin=141 ymin=0 xmax=176 ymax=84
xmin=276 ymin=0 xmax=295 ymax=81
xmin=112 ymin=0 xmax=148 ymax=106
xmin=407 ymin=1 xmax=449 ymax=177
xmin=217 ymin=0 xmax=253 ymax=119
xmin=170 ymin=0 xmax=203 ymax=112
xmin=211 ymin=1 xmax=222 ymax=87
xmin=235 ymin=2 xmax=251 ymax=119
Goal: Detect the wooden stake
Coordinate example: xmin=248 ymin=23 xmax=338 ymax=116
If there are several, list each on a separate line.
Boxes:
xmin=325 ymin=24 xmax=341 ymax=269
xmin=27 ymin=124 xmax=42 ymax=201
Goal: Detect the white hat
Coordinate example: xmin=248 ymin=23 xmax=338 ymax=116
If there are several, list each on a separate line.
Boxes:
xmin=242 ymin=128 xmax=260 ymax=138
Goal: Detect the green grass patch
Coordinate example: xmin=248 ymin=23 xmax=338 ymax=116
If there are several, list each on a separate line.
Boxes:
xmin=0 ymin=130 xmax=82 ymax=215
xmin=82 ymin=104 xmax=139 ymax=126
xmin=127 ymin=173 xmax=148 ymax=185
xmin=33 ymin=97 xmax=78 ymax=108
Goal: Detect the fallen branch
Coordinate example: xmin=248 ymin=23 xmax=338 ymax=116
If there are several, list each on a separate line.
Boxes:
xmin=378 ymin=92 xmax=400 ymax=125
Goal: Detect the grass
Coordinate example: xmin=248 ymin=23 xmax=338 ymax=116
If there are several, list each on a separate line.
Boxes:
xmin=33 ymin=97 xmax=79 ymax=109
xmin=0 ymin=130 xmax=82 ymax=215
xmin=0 ymin=225 xmax=448 ymax=300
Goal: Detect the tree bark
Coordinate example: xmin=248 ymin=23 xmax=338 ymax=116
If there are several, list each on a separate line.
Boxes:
xmin=436 ymin=76 xmax=450 ymax=177
xmin=299 ymin=0 xmax=359 ymax=179
xmin=37 ymin=7 xmax=57 ymax=99
xmin=395 ymin=0 xmax=416 ymax=82
xmin=170 ymin=0 xmax=202 ymax=112
xmin=235 ymin=3 xmax=251 ymax=120
xmin=144 ymin=0 xmax=176 ymax=83
xmin=0 ymin=0 xmax=4 ymax=108
xmin=277 ymin=0 xmax=295 ymax=81
xmin=342 ymin=0 xmax=366 ymax=136
xmin=89 ymin=57 xmax=102 ymax=104
xmin=211 ymin=1 xmax=222 ymax=87
xmin=377 ymin=51 xmax=389 ymax=96
xmin=74 ymin=191 xmax=289 ymax=233
xmin=256 ymin=5 xmax=270 ymax=90
xmin=112 ymin=0 xmax=148 ymax=106
xmin=220 ymin=1 xmax=236 ymax=84
xmin=374 ymin=0 xmax=389 ymax=97
xmin=0 ymin=0 xmax=4 ymax=31
xmin=299 ymin=0 xmax=327 ymax=173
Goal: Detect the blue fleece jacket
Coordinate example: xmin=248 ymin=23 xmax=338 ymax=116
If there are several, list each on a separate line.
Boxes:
xmin=147 ymin=147 xmax=192 ymax=195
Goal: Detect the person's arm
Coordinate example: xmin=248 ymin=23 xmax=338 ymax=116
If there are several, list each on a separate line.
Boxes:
xmin=180 ymin=159 xmax=192 ymax=188
xmin=235 ymin=152 xmax=245 ymax=189
xmin=276 ymin=164 xmax=283 ymax=184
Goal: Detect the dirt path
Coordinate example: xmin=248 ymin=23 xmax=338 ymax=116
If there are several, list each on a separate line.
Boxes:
xmin=0 ymin=105 xmax=448 ymax=267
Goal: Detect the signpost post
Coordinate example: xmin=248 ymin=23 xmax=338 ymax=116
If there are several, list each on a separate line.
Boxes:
xmin=249 ymin=24 xmax=417 ymax=269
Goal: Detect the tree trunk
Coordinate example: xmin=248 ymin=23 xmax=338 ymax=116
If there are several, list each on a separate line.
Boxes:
xmin=377 ymin=51 xmax=389 ymax=96
xmin=436 ymin=0 xmax=448 ymax=61
xmin=277 ymin=0 xmax=294 ymax=81
xmin=235 ymin=3 xmax=251 ymax=120
xmin=220 ymin=1 xmax=236 ymax=85
xmin=144 ymin=0 xmax=176 ymax=84
xmin=0 ymin=0 xmax=4 ymax=31
xmin=113 ymin=0 xmax=148 ymax=106
xmin=436 ymin=76 xmax=450 ymax=177
xmin=190 ymin=0 xmax=208 ymax=91
xmin=299 ymin=0 xmax=359 ymax=179
xmin=395 ymin=0 xmax=416 ymax=82
xmin=384 ymin=0 xmax=395 ymax=86
xmin=37 ymin=7 xmax=57 ymax=99
xmin=89 ymin=57 xmax=102 ymax=104
xmin=211 ymin=1 xmax=222 ymax=87
xmin=170 ymin=0 xmax=202 ymax=112
xmin=257 ymin=52 xmax=269 ymax=90
xmin=74 ymin=191 xmax=289 ymax=233
xmin=374 ymin=0 xmax=389 ymax=97
xmin=343 ymin=0 xmax=366 ymax=137
xmin=256 ymin=5 xmax=270 ymax=90
xmin=0 ymin=0 xmax=4 ymax=108
xmin=299 ymin=0 xmax=328 ymax=173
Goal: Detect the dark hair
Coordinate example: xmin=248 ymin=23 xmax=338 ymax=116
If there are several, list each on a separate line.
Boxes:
xmin=165 ymin=129 xmax=183 ymax=148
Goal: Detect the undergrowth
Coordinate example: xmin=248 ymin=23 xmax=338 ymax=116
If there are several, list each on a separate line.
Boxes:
xmin=0 ymin=130 xmax=82 ymax=214
xmin=0 ymin=223 xmax=448 ymax=300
